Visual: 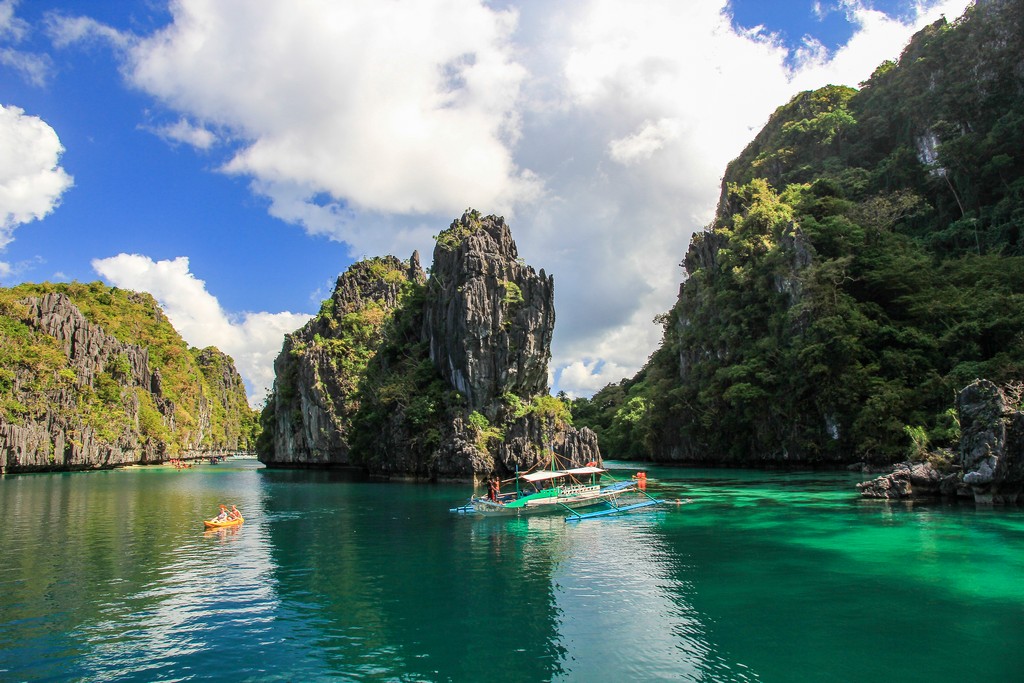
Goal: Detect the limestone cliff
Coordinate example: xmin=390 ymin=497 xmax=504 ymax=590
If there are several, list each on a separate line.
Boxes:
xmin=258 ymin=211 xmax=600 ymax=479
xmin=0 ymin=282 xmax=256 ymax=474
xmin=260 ymin=255 xmax=426 ymax=467
xmin=423 ymin=211 xmax=554 ymax=415
xmin=193 ymin=346 xmax=257 ymax=452
xmin=573 ymin=0 xmax=1024 ymax=465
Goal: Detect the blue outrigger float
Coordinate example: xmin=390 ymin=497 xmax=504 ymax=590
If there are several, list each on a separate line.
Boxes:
xmin=451 ymin=462 xmax=664 ymax=521
xmin=561 ymin=487 xmax=665 ymax=522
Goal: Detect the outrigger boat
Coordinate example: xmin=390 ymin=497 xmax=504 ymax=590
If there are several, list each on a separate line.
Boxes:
xmin=451 ymin=463 xmax=664 ymax=521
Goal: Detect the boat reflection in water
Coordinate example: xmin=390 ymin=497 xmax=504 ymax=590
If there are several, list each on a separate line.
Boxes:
xmin=465 ymin=510 xmax=740 ymax=680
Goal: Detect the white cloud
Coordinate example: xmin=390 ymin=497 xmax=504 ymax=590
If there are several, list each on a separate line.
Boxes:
xmin=0 ymin=47 xmax=51 ymax=86
xmin=0 ymin=1 xmax=51 ymax=86
xmin=787 ymin=0 xmax=973 ymax=89
xmin=148 ymin=118 xmax=217 ymax=150
xmin=0 ymin=104 xmax=73 ymax=253
xmin=94 ymin=0 xmax=534 ymax=224
xmin=609 ymin=119 xmax=682 ymax=165
xmin=558 ymin=358 xmax=633 ymax=398
xmin=0 ymin=254 xmax=42 ymax=282
xmin=65 ymin=0 xmax=972 ymax=399
xmin=0 ymin=0 xmax=27 ymax=41
xmin=45 ymin=12 xmax=130 ymax=50
xmin=91 ymin=254 xmax=312 ymax=407
xmin=509 ymin=1 xmax=794 ymax=394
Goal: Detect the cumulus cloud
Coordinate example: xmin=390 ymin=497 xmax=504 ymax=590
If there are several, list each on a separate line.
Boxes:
xmin=64 ymin=0 xmax=972 ymax=398
xmin=788 ymin=0 xmax=974 ymax=89
xmin=147 ymin=118 xmax=218 ymax=149
xmin=92 ymin=254 xmax=312 ymax=407
xmin=559 ymin=358 xmax=635 ymax=398
xmin=0 ymin=104 xmax=73 ymax=274
xmin=98 ymin=0 xmax=534 ymax=224
xmin=609 ymin=119 xmax=682 ymax=165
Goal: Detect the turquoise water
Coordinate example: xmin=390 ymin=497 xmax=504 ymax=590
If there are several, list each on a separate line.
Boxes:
xmin=2 ymin=461 xmax=1024 ymax=681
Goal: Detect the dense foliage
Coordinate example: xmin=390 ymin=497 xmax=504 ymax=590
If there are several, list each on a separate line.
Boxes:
xmin=574 ymin=1 xmax=1024 ymax=464
xmin=336 ymin=268 xmax=571 ymax=469
xmin=0 ymin=281 xmax=259 ymax=455
xmin=348 ymin=280 xmax=459 ymax=463
xmin=259 ymin=235 xmax=575 ymax=474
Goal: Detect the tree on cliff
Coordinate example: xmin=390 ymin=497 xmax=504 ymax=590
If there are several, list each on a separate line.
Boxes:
xmin=0 ymin=281 xmax=258 ymax=472
xmin=258 ymin=210 xmax=600 ymax=479
xmin=574 ymin=0 xmax=1024 ymax=465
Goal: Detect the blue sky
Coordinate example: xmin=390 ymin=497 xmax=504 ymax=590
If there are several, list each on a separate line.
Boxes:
xmin=0 ymin=0 xmax=972 ymax=405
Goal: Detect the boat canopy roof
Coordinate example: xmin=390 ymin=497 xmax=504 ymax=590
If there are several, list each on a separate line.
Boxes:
xmin=521 ymin=470 xmax=566 ymax=483
xmin=520 ymin=466 xmax=606 ymax=483
xmin=563 ymin=466 xmax=605 ymax=476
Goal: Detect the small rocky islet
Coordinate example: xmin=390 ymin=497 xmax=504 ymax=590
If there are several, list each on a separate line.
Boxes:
xmin=256 ymin=210 xmax=600 ymax=481
xmin=857 ymin=380 xmax=1024 ymax=504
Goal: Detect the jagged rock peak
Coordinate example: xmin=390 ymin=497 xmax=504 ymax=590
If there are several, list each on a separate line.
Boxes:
xmin=423 ymin=209 xmax=555 ymax=415
xmin=328 ymin=254 xmax=426 ymax=319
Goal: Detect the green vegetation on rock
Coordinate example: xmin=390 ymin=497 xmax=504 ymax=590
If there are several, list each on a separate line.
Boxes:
xmin=0 ymin=281 xmax=258 ymax=470
xmin=574 ymin=1 xmax=1024 ymax=464
xmin=260 ymin=212 xmax=598 ymax=478
xmin=349 ymin=278 xmax=460 ymax=463
xmin=433 ymin=208 xmax=484 ymax=250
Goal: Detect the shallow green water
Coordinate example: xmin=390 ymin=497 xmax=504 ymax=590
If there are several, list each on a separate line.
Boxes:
xmin=2 ymin=461 xmax=1023 ymax=681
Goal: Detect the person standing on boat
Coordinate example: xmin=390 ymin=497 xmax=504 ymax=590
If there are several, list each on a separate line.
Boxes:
xmin=488 ymin=475 xmax=499 ymax=502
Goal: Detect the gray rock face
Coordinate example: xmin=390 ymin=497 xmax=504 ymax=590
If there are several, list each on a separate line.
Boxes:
xmin=423 ymin=212 xmax=554 ymax=416
xmin=0 ymin=293 xmax=163 ymax=473
xmin=857 ymin=379 xmax=1024 ymax=503
xmin=958 ymin=379 xmax=1007 ymax=486
xmin=855 ymin=461 xmax=959 ymax=499
xmin=1 ymin=292 xmax=250 ymax=473
xmin=259 ymin=211 xmax=600 ymax=479
xmin=29 ymin=292 xmax=156 ymax=395
xmin=497 ymin=412 xmax=601 ymax=474
xmin=262 ymin=255 xmax=426 ymax=467
xmin=957 ymin=379 xmax=1024 ymax=503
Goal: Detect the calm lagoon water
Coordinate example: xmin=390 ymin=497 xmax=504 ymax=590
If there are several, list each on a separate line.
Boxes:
xmin=2 ymin=460 xmax=1023 ymax=681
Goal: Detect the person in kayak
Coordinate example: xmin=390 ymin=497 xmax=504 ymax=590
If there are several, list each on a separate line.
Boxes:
xmin=214 ymin=505 xmax=229 ymax=522
xmin=229 ymin=505 xmax=241 ymax=520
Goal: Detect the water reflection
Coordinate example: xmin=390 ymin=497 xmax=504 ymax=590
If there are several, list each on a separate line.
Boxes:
xmin=260 ymin=473 xmax=568 ymax=680
xmin=5 ymin=464 xmax=1024 ymax=681
xmin=0 ymin=462 xmax=290 ymax=681
xmin=434 ymin=508 xmax=744 ymax=681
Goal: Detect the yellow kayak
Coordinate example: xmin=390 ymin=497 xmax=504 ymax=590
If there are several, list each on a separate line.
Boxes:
xmin=203 ymin=516 xmax=244 ymax=529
